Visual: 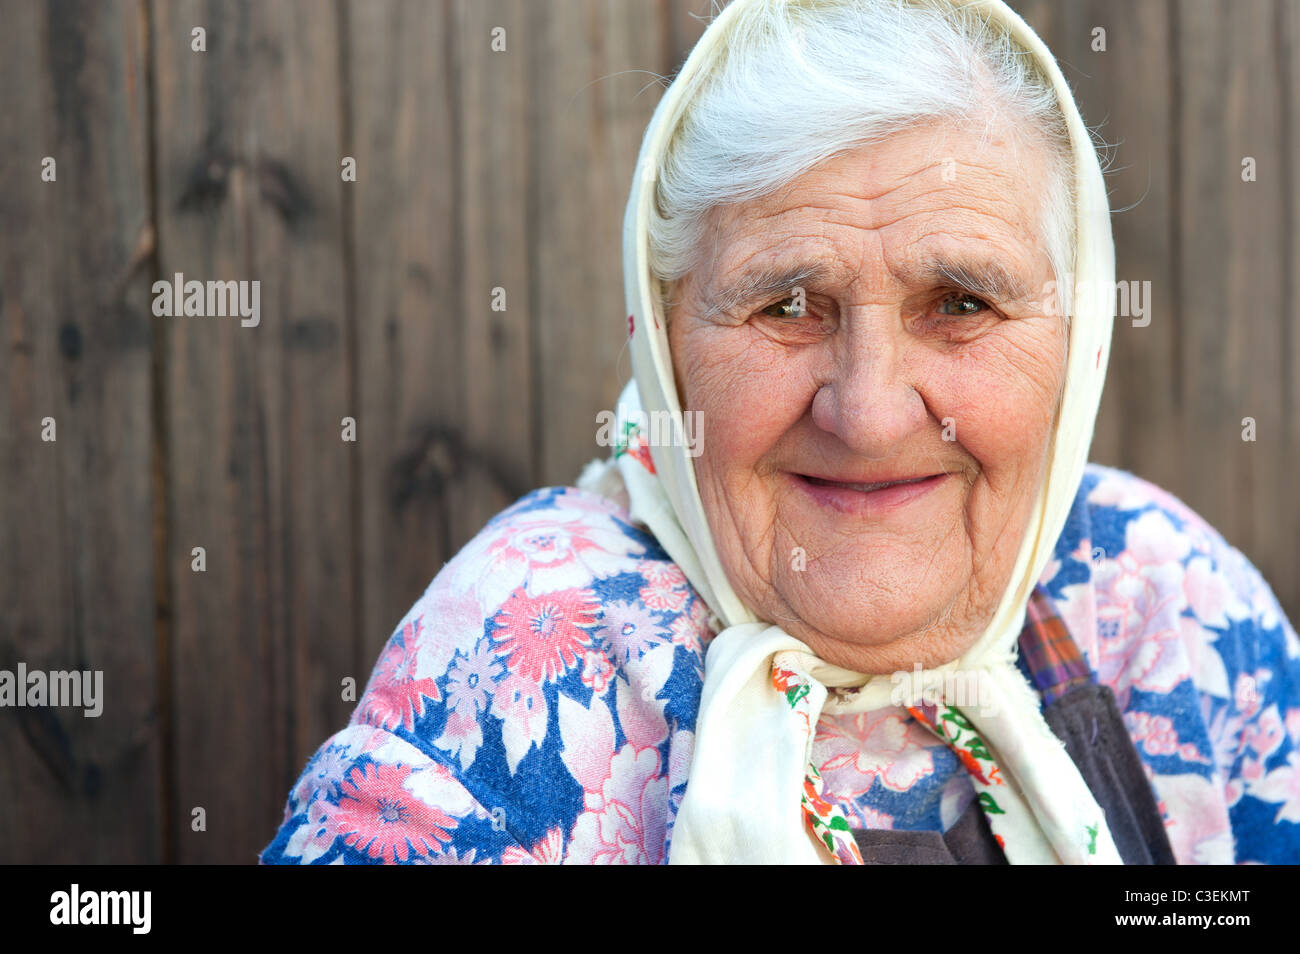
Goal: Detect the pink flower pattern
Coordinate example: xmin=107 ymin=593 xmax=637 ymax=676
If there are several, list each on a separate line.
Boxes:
xmin=490 ymin=585 xmax=601 ymax=682
xmin=330 ymin=762 xmax=462 ymax=863
xmin=264 ymin=466 xmax=1300 ymax=864
xmin=358 ymin=617 xmax=442 ymax=732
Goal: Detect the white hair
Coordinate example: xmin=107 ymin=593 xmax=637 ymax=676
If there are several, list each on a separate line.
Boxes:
xmin=648 ymin=0 xmax=1076 ymax=323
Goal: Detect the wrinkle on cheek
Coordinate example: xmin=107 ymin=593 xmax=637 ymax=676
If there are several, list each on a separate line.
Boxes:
xmin=698 ymin=470 xmax=783 ymax=610
xmin=994 ymin=332 xmax=1067 ymax=404
xmin=962 ymin=491 xmax=1036 ymax=617
xmin=674 ymin=324 xmax=774 ymax=402
xmin=681 ymin=369 xmax=784 ymax=602
xmin=950 ymin=329 xmax=1064 ymax=438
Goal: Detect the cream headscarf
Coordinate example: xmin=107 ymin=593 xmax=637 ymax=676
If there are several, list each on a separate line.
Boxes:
xmin=578 ymin=0 xmax=1118 ymax=864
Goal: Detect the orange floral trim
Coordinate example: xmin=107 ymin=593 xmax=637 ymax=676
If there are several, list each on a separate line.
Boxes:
xmin=772 ymin=663 xmax=863 ymax=865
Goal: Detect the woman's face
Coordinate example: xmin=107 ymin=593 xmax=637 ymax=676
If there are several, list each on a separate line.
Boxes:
xmin=668 ymin=121 xmax=1067 ymax=675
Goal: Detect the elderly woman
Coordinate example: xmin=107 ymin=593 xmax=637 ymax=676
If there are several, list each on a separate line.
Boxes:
xmin=262 ymin=0 xmax=1300 ymax=864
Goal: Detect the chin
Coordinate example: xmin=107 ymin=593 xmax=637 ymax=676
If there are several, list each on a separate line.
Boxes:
xmin=780 ymin=581 xmax=970 ymax=672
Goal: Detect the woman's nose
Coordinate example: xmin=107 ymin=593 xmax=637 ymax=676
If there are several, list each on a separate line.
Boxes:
xmin=809 ymin=323 xmax=927 ymax=458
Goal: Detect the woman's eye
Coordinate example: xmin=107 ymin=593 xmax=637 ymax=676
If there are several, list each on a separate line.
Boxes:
xmin=759 ymin=298 xmax=808 ymax=319
xmin=936 ymin=293 xmax=988 ymax=317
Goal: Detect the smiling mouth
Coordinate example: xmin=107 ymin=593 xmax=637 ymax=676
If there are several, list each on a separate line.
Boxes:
xmin=793 ymin=472 xmax=949 ymax=516
xmin=800 ymin=474 xmax=939 ymax=493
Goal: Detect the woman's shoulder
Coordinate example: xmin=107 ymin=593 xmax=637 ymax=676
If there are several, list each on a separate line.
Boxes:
xmin=368 ymin=481 xmax=713 ymax=750
xmin=1056 ymin=463 xmax=1300 ymax=863
xmin=262 ymin=485 xmax=712 ymax=864
xmin=1069 ymin=462 xmax=1293 ymax=639
xmin=1078 ymin=463 xmax=1266 ymax=574
xmin=1064 ymin=463 xmax=1297 ymax=711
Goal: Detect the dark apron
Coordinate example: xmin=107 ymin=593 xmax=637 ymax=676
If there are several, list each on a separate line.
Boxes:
xmin=849 ymin=591 xmax=1177 ymax=865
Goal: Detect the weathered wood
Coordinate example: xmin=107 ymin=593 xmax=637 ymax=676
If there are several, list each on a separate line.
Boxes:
xmin=153 ymin=0 xmax=354 ymax=863
xmin=1 ymin=0 xmax=1297 ymax=865
xmin=346 ymin=0 xmax=466 ymax=665
xmin=1176 ymin=0 xmax=1290 ymax=604
xmin=1286 ymin=0 xmax=1300 ymax=620
xmin=1011 ymin=0 xmax=1067 ymax=52
xmin=452 ymin=0 xmax=536 ymax=547
xmin=531 ymin=0 xmax=672 ymax=488
xmin=1054 ymin=2 xmax=1183 ymax=493
xmin=1011 ymin=0 xmax=1297 ymax=622
xmin=668 ymin=0 xmax=715 ymax=74
xmin=0 ymin=0 xmax=159 ymax=863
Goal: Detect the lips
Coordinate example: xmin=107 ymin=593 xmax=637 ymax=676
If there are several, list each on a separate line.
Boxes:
xmin=793 ymin=471 xmax=949 ymax=517
xmin=800 ymin=473 xmax=938 ymax=493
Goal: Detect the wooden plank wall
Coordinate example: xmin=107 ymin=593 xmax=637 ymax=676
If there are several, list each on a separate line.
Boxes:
xmin=0 ymin=0 xmax=1294 ymax=864
xmin=0 ymin=0 xmax=159 ymax=864
xmin=1016 ymin=0 xmax=1299 ymax=620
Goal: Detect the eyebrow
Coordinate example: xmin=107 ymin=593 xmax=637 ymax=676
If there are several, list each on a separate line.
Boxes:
xmin=896 ymin=256 xmax=1033 ymax=303
xmin=694 ymin=253 xmax=1033 ymax=321
xmin=695 ymin=261 xmax=835 ymax=323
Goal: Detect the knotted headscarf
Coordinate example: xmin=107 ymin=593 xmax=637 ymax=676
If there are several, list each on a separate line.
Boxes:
xmin=578 ymin=0 xmax=1118 ymax=864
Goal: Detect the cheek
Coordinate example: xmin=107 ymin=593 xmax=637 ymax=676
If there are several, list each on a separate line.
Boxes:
xmin=675 ymin=328 xmax=810 ymax=473
xmin=921 ymin=325 xmax=1065 ymax=476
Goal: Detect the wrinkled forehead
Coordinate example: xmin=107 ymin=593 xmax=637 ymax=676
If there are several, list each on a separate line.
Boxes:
xmin=681 ymin=120 xmax=1057 ymax=306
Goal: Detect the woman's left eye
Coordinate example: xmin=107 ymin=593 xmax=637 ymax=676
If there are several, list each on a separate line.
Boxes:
xmin=759 ymin=298 xmax=808 ymax=319
xmin=935 ymin=293 xmax=988 ymax=317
